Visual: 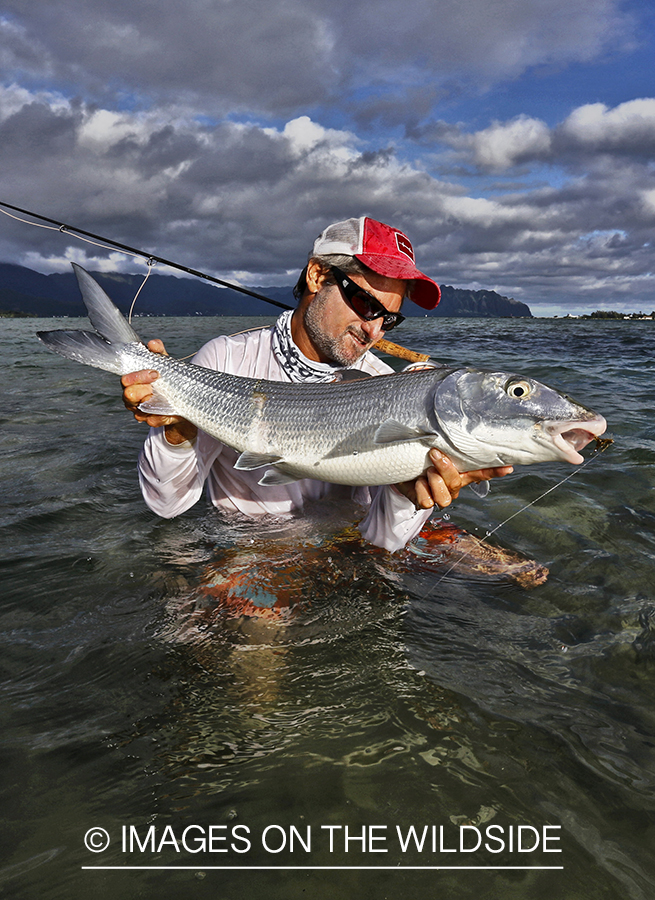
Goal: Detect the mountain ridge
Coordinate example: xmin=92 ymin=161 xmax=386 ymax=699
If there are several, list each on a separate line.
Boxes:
xmin=0 ymin=262 xmax=532 ymax=318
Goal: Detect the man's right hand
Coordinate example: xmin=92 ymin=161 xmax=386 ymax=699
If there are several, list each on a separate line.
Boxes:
xmin=121 ymin=339 xmax=198 ymax=445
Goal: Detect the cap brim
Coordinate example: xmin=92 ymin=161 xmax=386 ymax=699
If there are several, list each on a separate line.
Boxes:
xmin=356 ymin=253 xmax=441 ymax=310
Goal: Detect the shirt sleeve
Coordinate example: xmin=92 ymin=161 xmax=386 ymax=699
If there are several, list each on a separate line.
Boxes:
xmin=356 ymin=485 xmax=433 ymax=552
xmin=136 ymin=335 xmax=232 ymax=518
xmin=138 ymin=427 xmax=224 ymax=519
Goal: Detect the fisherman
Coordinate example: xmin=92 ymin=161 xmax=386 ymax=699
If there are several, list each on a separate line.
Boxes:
xmin=121 ymin=216 xmax=512 ymax=552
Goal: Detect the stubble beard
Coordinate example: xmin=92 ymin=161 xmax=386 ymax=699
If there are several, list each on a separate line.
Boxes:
xmin=303 ymin=291 xmax=371 ymax=367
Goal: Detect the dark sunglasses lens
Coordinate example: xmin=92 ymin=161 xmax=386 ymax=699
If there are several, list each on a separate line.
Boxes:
xmin=333 ymin=268 xmax=404 ymax=331
xmin=348 ymin=290 xmax=378 ymax=320
xmin=350 ymin=290 xmax=402 ymax=330
xmin=382 ymin=314 xmax=401 ymax=331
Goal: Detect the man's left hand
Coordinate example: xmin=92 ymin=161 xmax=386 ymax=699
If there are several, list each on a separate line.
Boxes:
xmin=395 ymin=448 xmax=513 ymax=509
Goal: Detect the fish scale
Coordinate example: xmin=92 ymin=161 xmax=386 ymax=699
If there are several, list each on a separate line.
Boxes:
xmin=123 ymin=348 xmax=441 ymax=484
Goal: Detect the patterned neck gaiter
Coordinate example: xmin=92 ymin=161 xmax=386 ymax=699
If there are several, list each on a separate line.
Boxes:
xmin=271 ymin=309 xmax=344 ymax=383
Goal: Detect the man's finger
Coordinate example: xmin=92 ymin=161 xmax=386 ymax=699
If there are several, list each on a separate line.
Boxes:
xmin=428 ymin=449 xmax=463 ymax=494
xmin=121 ymin=368 xmax=160 ymax=388
xmin=144 ymin=414 xmax=181 ymax=428
xmin=147 ymin=339 xmax=168 ymax=356
xmin=412 ymin=474 xmax=433 ymax=509
xmin=460 ymin=465 xmax=514 ymax=486
xmin=123 ymin=383 xmax=154 ymax=409
xmin=425 ymin=467 xmax=457 ymax=508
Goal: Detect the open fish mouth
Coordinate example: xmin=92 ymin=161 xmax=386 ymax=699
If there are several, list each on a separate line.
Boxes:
xmin=546 ymin=415 xmax=608 ymax=463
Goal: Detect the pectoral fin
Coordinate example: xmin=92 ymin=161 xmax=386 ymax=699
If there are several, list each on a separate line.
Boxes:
xmin=258 ymin=468 xmax=300 ymax=486
xmin=138 ymin=386 xmax=178 ymax=416
xmin=469 ymin=480 xmax=490 ymax=499
xmin=374 ymin=419 xmax=437 ymax=445
xmin=234 ymin=450 xmax=284 ymax=470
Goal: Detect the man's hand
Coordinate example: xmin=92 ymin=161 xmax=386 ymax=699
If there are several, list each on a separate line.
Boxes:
xmin=121 ymin=339 xmax=198 ymax=445
xmin=395 ymin=448 xmax=513 ymax=509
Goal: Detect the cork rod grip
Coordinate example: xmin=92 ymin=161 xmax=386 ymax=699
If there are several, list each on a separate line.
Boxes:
xmin=373 ymin=338 xmax=431 ymax=363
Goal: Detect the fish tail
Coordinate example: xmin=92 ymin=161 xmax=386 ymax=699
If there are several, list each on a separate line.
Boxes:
xmin=70 ymin=263 xmax=141 ymax=345
xmin=37 ymin=264 xmax=143 ymax=375
xmin=36 ymin=328 xmax=130 ymax=374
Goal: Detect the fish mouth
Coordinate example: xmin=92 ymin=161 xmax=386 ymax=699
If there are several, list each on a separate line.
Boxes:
xmin=545 ymin=415 xmax=608 ymax=463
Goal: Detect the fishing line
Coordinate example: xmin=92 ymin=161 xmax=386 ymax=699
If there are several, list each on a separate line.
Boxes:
xmin=128 ymin=258 xmax=156 ymax=324
xmin=0 ymin=204 xmax=147 ymax=261
xmin=422 ymin=437 xmax=613 ymax=597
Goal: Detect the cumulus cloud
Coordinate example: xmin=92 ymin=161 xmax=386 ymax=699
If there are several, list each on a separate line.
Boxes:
xmin=0 ymin=0 xmax=634 ymax=121
xmin=459 ymin=98 xmax=655 ymax=170
xmin=471 ymin=116 xmax=552 ymax=170
xmin=559 ymin=98 xmax=655 ymax=155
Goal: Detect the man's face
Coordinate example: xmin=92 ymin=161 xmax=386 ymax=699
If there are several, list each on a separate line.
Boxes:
xmin=301 ymin=266 xmax=406 ymax=366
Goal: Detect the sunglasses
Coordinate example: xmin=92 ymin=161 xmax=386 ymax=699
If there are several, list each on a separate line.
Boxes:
xmin=330 ymin=266 xmax=405 ymax=332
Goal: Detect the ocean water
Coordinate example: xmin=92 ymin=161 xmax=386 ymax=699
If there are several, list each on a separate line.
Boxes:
xmin=1 ymin=314 xmax=654 ymax=900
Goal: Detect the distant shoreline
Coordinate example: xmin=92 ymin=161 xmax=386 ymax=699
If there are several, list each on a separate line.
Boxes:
xmin=555 ymin=311 xmax=655 ymax=320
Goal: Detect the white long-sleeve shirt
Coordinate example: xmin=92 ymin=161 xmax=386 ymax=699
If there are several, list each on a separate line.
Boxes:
xmin=137 ymin=324 xmax=433 ymax=551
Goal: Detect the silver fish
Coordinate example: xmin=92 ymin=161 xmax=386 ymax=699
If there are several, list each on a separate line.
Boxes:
xmin=37 ymin=265 xmax=607 ymax=488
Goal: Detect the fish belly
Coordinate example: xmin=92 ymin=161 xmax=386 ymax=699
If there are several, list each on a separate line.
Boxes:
xmin=270 ymin=441 xmax=435 ymax=486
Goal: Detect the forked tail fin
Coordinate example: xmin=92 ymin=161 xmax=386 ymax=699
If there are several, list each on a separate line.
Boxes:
xmin=36 ymin=264 xmax=143 ymax=375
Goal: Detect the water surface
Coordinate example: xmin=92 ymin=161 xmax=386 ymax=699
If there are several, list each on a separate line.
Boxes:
xmin=1 ymin=315 xmax=654 ymax=899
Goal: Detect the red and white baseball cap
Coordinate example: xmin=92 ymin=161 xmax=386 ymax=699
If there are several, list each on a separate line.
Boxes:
xmin=312 ymin=216 xmax=441 ymax=310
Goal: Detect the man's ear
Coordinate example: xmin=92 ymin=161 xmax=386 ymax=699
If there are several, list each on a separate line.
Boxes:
xmin=305 ymin=259 xmax=331 ymax=294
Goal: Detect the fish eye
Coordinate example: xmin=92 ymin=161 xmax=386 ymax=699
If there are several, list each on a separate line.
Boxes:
xmin=505 ymin=379 xmax=532 ymax=399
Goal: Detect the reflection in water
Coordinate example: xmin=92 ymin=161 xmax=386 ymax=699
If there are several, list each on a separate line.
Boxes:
xmin=154 ymin=516 xmax=547 ymax=734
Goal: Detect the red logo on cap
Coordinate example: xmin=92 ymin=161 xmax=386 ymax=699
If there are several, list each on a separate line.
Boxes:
xmin=395 ymin=232 xmax=415 ymax=262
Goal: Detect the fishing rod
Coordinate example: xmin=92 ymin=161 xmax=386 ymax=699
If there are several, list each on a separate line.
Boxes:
xmin=0 ymin=199 xmax=293 ymax=311
xmin=0 ymin=200 xmax=430 ymax=362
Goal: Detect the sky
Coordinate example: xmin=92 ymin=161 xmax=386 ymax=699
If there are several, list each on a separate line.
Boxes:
xmin=0 ymin=0 xmax=654 ymax=315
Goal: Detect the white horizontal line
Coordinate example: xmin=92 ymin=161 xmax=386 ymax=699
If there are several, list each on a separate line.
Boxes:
xmin=82 ymin=865 xmax=564 ymax=871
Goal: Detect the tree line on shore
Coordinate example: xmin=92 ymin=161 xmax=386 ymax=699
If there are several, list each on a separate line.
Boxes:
xmin=582 ymin=310 xmax=655 ymax=319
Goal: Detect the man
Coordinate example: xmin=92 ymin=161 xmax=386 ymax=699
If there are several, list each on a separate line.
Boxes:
xmin=122 ymin=217 xmax=511 ymax=552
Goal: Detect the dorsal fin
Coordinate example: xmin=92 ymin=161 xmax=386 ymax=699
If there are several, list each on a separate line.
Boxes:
xmin=332 ymin=369 xmax=374 ymax=383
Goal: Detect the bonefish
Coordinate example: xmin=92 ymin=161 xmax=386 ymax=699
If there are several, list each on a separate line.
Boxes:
xmin=37 ymin=265 xmax=608 ymax=488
